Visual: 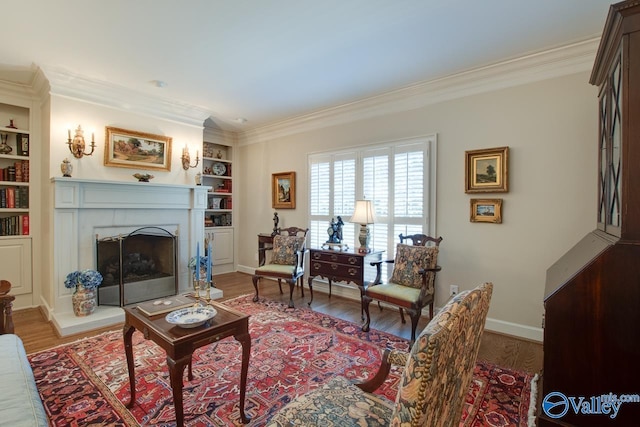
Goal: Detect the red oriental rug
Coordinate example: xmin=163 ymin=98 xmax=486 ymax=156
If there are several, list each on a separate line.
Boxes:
xmin=28 ymin=295 xmax=537 ymax=426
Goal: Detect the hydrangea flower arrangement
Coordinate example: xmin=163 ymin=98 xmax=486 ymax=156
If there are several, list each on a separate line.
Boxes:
xmin=64 ymin=269 xmax=103 ymax=290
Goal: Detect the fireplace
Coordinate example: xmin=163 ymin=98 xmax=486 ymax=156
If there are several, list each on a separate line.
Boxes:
xmin=97 ymin=227 xmax=178 ymax=306
xmin=51 ymin=178 xmax=222 ymax=337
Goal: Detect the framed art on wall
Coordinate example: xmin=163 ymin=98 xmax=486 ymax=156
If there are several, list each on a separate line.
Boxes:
xmin=465 ymin=146 xmax=508 ymax=193
xmin=470 ymin=198 xmax=503 ymax=223
xmin=104 ymin=127 xmax=172 ymax=171
xmin=272 ymin=171 xmax=296 ymax=209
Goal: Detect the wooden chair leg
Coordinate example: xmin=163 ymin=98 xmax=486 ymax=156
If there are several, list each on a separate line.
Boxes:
xmin=409 ymin=309 xmax=421 ymax=345
xmin=278 ymin=279 xmax=283 ymax=294
xmin=252 ymin=275 xmax=260 ymax=302
xmin=399 ymin=307 xmax=406 ymax=324
xmin=286 ymin=280 xmax=295 ymax=308
xmin=362 ymin=295 xmax=373 ymax=332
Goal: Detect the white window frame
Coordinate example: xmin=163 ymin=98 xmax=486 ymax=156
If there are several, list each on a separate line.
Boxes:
xmin=308 ymin=134 xmax=437 ymax=268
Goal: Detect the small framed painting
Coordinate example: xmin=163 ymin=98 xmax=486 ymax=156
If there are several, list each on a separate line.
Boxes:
xmin=470 ymin=199 xmax=503 ymax=223
xmin=465 ymin=146 xmax=508 ymax=193
xmin=105 ymin=127 xmax=172 ymax=171
xmin=272 ymin=171 xmax=296 ymax=209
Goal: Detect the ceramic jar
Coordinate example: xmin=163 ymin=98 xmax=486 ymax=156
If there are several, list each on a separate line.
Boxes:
xmin=72 ymin=286 xmax=97 ymax=316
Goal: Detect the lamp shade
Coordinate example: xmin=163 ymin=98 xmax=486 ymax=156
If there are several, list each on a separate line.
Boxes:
xmin=349 ymin=200 xmax=377 ymax=224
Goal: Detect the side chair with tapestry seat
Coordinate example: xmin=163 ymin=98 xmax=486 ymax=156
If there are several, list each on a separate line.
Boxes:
xmin=363 ymin=234 xmax=442 ymax=344
xmin=267 ymin=282 xmax=493 ymax=427
xmin=253 ymin=227 xmax=309 ymax=308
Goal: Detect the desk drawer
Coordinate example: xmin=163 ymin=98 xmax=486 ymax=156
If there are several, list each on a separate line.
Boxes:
xmin=311 ymin=260 xmax=361 ymax=279
xmin=310 ymin=251 xmax=363 ymax=267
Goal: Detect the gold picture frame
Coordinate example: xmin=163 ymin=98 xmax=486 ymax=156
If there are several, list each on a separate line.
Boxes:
xmin=272 ymin=171 xmax=296 ymax=209
xmin=465 ymin=146 xmax=508 ymax=193
xmin=104 ymin=126 xmax=172 ymax=171
xmin=470 ymin=199 xmax=503 ymax=223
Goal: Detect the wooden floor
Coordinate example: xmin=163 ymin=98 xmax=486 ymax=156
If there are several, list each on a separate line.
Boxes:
xmin=12 ymin=272 xmax=543 ymax=373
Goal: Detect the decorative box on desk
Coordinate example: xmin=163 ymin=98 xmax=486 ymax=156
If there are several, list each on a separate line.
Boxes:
xmin=307 ymin=247 xmax=383 ymax=318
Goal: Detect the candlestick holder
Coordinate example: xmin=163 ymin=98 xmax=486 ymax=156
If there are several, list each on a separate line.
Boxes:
xmin=193 ymin=278 xmax=202 ymax=300
xmin=202 ymin=281 xmax=212 ymax=301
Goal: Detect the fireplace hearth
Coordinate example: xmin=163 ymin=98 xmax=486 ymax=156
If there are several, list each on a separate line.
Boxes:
xmin=97 ymin=227 xmax=178 ymax=306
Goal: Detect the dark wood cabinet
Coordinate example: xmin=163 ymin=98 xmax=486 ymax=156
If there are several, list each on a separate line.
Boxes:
xmin=307 ymin=248 xmax=382 ymax=314
xmin=540 ymin=2 xmax=640 ymax=426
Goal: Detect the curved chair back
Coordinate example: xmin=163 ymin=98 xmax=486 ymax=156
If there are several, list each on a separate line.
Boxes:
xmin=391 ymin=282 xmax=493 ymax=426
xmin=399 ymin=233 xmax=442 ymax=247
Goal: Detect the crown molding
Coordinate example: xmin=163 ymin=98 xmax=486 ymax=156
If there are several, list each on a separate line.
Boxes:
xmin=40 ymin=66 xmax=210 ymax=128
xmin=239 ymin=37 xmax=600 ymax=146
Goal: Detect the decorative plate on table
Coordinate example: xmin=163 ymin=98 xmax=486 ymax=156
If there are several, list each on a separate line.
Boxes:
xmin=165 ymin=306 xmax=217 ymax=328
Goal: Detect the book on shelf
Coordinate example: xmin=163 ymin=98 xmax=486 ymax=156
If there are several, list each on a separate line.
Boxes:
xmin=136 ymin=294 xmax=195 ymax=317
xmin=6 ymin=187 xmax=14 ymax=208
xmin=21 ymin=215 xmax=29 ymax=235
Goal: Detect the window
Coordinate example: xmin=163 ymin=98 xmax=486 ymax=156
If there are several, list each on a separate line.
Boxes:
xmin=308 ymin=135 xmax=436 ymax=279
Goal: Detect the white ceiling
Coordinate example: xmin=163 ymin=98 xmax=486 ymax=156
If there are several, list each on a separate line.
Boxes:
xmin=0 ymin=0 xmax=612 ymax=130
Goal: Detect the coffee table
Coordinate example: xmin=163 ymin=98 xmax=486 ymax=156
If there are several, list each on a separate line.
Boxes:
xmin=122 ymin=298 xmax=251 ymax=426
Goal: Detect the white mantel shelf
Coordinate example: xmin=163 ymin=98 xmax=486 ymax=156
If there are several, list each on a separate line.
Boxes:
xmin=49 ymin=178 xmax=222 ymax=336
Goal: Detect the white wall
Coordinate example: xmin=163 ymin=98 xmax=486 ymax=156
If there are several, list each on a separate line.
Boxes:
xmin=48 ymin=96 xmax=203 ymax=184
xmin=236 ymin=71 xmax=598 ymax=340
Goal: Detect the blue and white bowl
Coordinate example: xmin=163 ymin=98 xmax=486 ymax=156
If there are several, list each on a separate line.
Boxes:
xmin=165 ymin=306 xmax=217 ymax=328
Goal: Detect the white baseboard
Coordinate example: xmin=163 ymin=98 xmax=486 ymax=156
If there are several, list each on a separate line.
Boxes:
xmin=236 ymin=265 xmax=543 ymax=342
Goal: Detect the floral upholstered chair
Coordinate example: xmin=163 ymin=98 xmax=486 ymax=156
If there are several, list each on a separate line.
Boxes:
xmin=267 ymin=282 xmax=493 ymax=427
xmin=363 ymin=234 xmax=442 ymax=343
xmin=253 ymin=227 xmax=309 ymax=308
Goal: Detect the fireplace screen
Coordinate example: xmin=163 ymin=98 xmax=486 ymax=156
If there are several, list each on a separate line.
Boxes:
xmin=96 ymin=227 xmax=178 ymax=306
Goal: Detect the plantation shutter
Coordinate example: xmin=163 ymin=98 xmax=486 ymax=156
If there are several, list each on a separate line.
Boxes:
xmin=308 ymin=136 xmax=435 ymax=276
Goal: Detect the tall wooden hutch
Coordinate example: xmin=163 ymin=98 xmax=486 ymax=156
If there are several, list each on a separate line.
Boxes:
xmin=540 ymin=1 xmax=640 ymax=426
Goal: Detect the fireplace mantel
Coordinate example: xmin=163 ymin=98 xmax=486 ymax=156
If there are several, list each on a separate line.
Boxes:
xmin=48 ymin=178 xmax=222 ymax=336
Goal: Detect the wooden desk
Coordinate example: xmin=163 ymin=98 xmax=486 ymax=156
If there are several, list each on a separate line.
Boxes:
xmin=307 ymin=248 xmax=383 ymax=318
xmin=123 ymin=299 xmax=251 ymax=426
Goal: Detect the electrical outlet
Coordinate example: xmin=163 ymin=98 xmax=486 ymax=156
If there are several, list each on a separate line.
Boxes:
xmin=450 ymin=285 xmax=459 ymax=296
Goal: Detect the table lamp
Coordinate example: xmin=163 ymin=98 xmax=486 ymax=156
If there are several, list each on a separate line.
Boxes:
xmin=350 ymin=200 xmax=377 ymax=253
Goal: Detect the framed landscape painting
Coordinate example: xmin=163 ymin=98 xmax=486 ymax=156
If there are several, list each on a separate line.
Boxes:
xmin=272 ymin=171 xmax=296 ymax=209
xmin=465 ymin=146 xmax=508 ymax=193
xmin=470 ymin=198 xmax=503 ymax=223
xmin=104 ymin=127 xmax=172 ymax=171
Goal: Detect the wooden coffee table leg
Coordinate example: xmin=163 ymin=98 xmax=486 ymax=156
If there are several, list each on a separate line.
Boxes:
xmin=123 ymin=324 xmax=136 ymax=407
xmin=167 ymin=355 xmax=192 ymax=427
xmin=236 ymin=331 xmax=252 ymax=424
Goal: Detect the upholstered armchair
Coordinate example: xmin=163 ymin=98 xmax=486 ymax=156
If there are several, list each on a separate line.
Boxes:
xmin=253 ymin=227 xmax=309 ymax=308
xmin=267 ymin=282 xmax=493 ymax=427
xmin=363 ymin=234 xmax=442 ymax=343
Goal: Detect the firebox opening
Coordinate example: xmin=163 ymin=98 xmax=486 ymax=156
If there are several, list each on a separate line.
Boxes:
xmin=96 ymin=227 xmax=178 ymax=306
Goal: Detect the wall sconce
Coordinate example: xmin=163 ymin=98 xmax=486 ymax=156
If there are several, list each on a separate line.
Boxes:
xmin=181 ymin=146 xmax=200 ymax=170
xmin=67 ymin=125 xmax=96 ymax=159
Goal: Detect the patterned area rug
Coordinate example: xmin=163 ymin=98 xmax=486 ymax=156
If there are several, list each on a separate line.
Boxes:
xmin=28 ymin=295 xmax=537 ymax=426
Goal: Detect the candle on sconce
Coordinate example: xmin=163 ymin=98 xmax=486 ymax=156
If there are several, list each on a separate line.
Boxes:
xmin=91 ymin=132 xmax=95 ymax=142
xmin=196 ymin=242 xmax=200 ymax=280
xmin=68 ymin=129 xmax=71 ymax=140
xmin=207 ymin=242 xmax=212 ymax=282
